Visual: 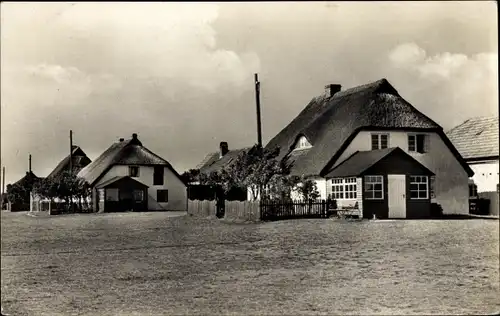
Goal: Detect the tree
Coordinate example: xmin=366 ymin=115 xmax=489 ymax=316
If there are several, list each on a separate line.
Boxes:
xmin=220 ymin=144 xmax=284 ymax=200
xmin=180 ymin=169 xmax=200 ymax=184
xmin=35 ymin=171 xmax=91 ymax=211
xmin=294 ymin=176 xmax=321 ymax=201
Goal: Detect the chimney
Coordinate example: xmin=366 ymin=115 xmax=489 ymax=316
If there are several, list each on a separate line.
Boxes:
xmin=132 ymin=133 xmax=138 ymax=140
xmin=325 ymin=84 xmax=341 ymax=98
xmin=219 ymin=142 xmax=229 ymax=158
xmin=119 ymin=138 xmax=124 ymax=142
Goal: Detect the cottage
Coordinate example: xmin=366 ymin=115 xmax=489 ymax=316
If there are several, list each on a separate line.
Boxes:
xmin=196 ymin=142 xmax=251 ymax=176
xmin=46 ymin=145 xmax=92 ymax=180
xmin=446 ymin=116 xmax=499 ymax=193
xmin=447 ymin=116 xmax=499 ymax=215
xmin=265 ymin=79 xmax=473 ymax=218
xmin=77 ymin=133 xmax=187 ymax=212
xmin=193 ymin=142 xmax=250 ymax=201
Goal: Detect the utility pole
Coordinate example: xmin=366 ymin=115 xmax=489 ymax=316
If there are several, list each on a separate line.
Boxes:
xmin=254 ymin=73 xmax=263 ymax=148
xmin=1 ymin=166 xmax=5 ymax=211
xmin=69 ymin=130 xmax=73 ymax=175
xmin=29 ymin=154 xmax=32 ymax=173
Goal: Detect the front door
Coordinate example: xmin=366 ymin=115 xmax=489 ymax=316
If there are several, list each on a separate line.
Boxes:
xmin=388 ymin=174 xmax=406 ymax=218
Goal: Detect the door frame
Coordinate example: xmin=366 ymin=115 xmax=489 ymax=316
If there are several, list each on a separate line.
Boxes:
xmin=388 ymin=174 xmax=407 ymax=218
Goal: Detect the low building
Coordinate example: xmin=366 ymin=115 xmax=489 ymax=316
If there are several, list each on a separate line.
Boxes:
xmin=265 ymin=78 xmax=474 ymax=218
xmin=77 ymin=133 xmax=187 ymax=212
xmin=447 ymin=116 xmax=499 ymax=215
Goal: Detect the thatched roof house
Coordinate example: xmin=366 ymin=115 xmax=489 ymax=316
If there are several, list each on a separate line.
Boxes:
xmin=263 ymin=78 xmax=473 ymax=218
xmin=46 ymin=146 xmax=91 ymax=180
xmin=77 ymin=133 xmax=187 ymax=212
xmin=266 ymin=78 xmax=472 ymax=177
xmin=196 ymin=142 xmax=251 ymax=175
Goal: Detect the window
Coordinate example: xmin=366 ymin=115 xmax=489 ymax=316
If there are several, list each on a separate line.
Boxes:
xmin=330 ymin=177 xmax=357 ymax=200
xmin=408 ymin=134 xmax=427 ymax=153
xmin=157 ymin=189 xmax=168 ymax=203
xmin=371 ymin=134 xmax=389 ymax=150
xmin=430 ymin=176 xmax=436 ymax=198
xmin=364 ymin=175 xmax=383 ymax=199
xmin=410 ymin=176 xmax=428 ymax=199
xmin=106 ymin=188 xmax=119 ymax=201
xmin=133 ymin=190 xmax=144 ymax=201
xmin=331 ymin=179 xmax=344 ymax=199
xmin=153 ymin=166 xmax=164 ymax=185
xmin=129 ymin=166 xmax=140 ymax=177
xmin=295 ymin=136 xmax=312 ymax=150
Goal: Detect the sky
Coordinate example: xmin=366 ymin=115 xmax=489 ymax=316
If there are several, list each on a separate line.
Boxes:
xmin=1 ymin=1 xmax=498 ymax=185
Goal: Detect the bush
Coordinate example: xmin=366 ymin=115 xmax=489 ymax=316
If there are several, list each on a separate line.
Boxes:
xmin=430 ymin=203 xmax=444 ymax=218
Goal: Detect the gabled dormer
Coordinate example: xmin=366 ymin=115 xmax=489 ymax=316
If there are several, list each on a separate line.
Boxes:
xmin=293 ymin=135 xmax=312 ymax=151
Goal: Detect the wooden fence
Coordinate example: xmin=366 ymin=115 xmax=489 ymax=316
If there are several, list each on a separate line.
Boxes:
xmin=187 ymin=199 xmax=217 ymax=218
xmin=224 ymin=200 xmax=260 ymax=222
xmin=188 ymin=199 xmax=345 ymax=222
xmin=260 ymin=199 xmax=331 ymax=221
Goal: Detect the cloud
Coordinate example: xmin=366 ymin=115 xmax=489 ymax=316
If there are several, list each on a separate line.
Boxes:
xmin=387 ymin=43 xmax=498 ymax=128
xmin=0 ymin=2 xmax=262 ymax=184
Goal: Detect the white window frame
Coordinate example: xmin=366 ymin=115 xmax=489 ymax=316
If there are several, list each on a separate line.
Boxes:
xmin=371 ymin=133 xmax=389 ymax=150
xmin=410 ymin=176 xmax=429 ymax=199
xmin=294 ymin=136 xmax=312 ymax=150
xmin=330 ymin=177 xmax=357 ymax=200
xmin=408 ymin=134 xmax=427 ymax=153
xmin=364 ymin=175 xmax=384 ymax=200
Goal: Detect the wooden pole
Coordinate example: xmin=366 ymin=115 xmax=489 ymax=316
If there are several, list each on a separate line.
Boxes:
xmin=1 ymin=166 xmax=5 ymax=211
xmin=69 ymin=130 xmax=73 ymax=175
xmin=254 ymin=73 xmax=262 ymax=148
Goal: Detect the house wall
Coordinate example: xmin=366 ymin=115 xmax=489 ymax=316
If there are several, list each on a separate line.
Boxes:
xmin=469 ymin=161 xmax=499 ymax=193
xmin=363 ymin=150 xmax=432 ymax=219
xmin=96 ymin=165 xmax=187 ymax=211
xmin=333 ymin=130 xmax=469 ymax=215
xmin=314 ymin=178 xmax=328 ymax=200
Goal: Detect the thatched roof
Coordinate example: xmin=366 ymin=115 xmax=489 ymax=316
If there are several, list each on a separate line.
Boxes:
xmin=325 ymin=147 xmax=434 ymax=178
xmin=196 ymin=147 xmax=251 ymax=175
xmin=46 ymin=146 xmax=91 ymax=180
xmin=446 ymin=116 xmax=499 ymax=161
xmin=266 ymin=78 xmax=473 ymax=177
xmin=12 ymin=171 xmax=41 ymax=187
xmin=77 ymin=134 xmax=185 ymax=186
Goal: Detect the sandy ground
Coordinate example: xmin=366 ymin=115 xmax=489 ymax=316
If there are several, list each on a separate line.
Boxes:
xmin=1 ymin=211 xmax=499 ymax=315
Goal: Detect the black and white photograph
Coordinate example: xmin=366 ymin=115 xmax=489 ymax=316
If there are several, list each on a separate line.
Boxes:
xmin=1 ymin=1 xmax=498 ymax=315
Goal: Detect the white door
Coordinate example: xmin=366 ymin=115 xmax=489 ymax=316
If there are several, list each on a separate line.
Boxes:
xmin=388 ymin=174 xmax=406 ymax=218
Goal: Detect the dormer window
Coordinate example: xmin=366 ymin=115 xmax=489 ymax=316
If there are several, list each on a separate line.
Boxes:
xmin=294 ymin=136 xmax=312 ymax=150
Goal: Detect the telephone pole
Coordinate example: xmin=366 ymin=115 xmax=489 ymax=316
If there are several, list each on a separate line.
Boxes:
xmin=1 ymin=166 xmax=5 ymax=211
xmin=69 ymin=130 xmax=73 ymax=175
xmin=254 ymin=73 xmax=262 ymax=148
xmin=29 ymin=154 xmax=32 ymax=173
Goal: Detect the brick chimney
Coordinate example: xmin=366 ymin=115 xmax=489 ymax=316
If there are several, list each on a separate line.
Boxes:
xmin=219 ymin=141 xmax=229 ymax=158
xmin=325 ymin=84 xmax=341 ymax=98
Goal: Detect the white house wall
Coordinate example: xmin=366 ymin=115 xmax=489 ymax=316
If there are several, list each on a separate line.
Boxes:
xmin=96 ymin=165 xmax=187 ymax=211
xmin=333 ymin=130 xmax=469 ymax=215
xmin=469 ymin=161 xmax=499 ymax=193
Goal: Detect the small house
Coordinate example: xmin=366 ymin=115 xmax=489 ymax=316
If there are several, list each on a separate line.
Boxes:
xmin=77 ymin=133 xmax=187 ymax=212
xmin=447 ymin=116 xmax=499 ymax=215
xmin=265 ymin=79 xmax=474 ymax=218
